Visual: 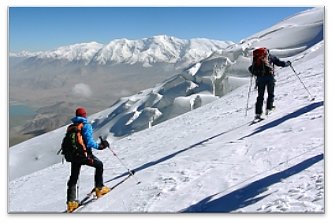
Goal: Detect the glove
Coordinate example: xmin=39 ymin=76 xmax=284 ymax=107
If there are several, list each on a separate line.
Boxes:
xmin=87 ymin=156 xmax=94 ymax=165
xmin=285 ymin=61 xmax=291 ymax=67
xmin=98 ymin=139 xmax=109 ymax=150
xmin=98 ymin=143 xmax=106 ymax=150
xmin=102 ymin=139 xmax=110 ymax=148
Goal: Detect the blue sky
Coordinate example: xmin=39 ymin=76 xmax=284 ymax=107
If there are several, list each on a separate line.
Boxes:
xmin=9 ymin=7 xmax=312 ymax=52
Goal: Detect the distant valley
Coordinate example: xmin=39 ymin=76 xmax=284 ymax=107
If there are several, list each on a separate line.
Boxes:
xmin=9 ymin=36 xmax=233 ymax=145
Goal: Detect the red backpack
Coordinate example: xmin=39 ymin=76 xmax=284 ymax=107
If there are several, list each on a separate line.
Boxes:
xmin=250 ymin=47 xmax=272 ymax=76
xmin=253 ymin=48 xmax=268 ymax=66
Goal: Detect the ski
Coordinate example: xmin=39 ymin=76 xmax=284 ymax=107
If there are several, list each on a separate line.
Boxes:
xmin=249 ymin=117 xmax=265 ymax=126
xmin=64 ymin=172 xmax=134 ymax=213
xmin=70 ymin=196 xmax=97 ymax=213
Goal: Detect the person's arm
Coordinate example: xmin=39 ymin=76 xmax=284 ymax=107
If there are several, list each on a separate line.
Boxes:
xmin=270 ymin=54 xmax=290 ymax=67
xmin=248 ymin=65 xmax=254 ymax=75
xmin=82 ymin=124 xmax=99 ymax=150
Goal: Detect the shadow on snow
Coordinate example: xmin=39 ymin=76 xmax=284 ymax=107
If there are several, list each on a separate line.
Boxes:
xmin=240 ymin=101 xmax=323 ymax=140
xmin=182 ymin=153 xmax=323 ymax=212
xmin=105 ymin=134 xmax=218 ymax=183
xmin=105 ymin=101 xmax=323 ymax=185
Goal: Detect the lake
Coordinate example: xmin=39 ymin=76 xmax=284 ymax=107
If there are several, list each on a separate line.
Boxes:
xmin=9 ymin=102 xmax=36 ymax=128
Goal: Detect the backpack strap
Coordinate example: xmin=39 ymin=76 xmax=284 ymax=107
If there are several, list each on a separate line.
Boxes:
xmin=76 ymin=123 xmax=88 ymax=158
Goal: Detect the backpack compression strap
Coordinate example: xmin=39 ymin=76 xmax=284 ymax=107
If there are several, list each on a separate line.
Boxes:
xmin=76 ymin=123 xmax=88 ymax=158
xmin=67 ymin=123 xmax=88 ymax=158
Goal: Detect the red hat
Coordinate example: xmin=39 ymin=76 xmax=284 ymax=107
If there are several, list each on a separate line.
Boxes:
xmin=76 ymin=107 xmax=87 ymax=118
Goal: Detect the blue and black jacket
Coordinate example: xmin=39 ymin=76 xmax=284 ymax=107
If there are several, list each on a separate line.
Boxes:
xmin=71 ymin=116 xmax=100 ymax=152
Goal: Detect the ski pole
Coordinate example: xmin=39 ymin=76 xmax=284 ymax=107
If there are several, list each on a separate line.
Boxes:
xmin=99 ymin=137 xmax=141 ymax=184
xmin=77 ymin=177 xmax=80 ymax=200
xmin=290 ymin=64 xmax=315 ymax=101
xmin=245 ymin=74 xmax=254 ymax=117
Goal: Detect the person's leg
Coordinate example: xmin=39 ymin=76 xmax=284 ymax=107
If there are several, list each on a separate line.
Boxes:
xmin=266 ymin=76 xmax=276 ymax=110
xmin=67 ymin=162 xmax=81 ymax=202
xmin=85 ymin=155 xmax=104 ymax=188
xmin=255 ymin=77 xmax=266 ymax=115
xmin=85 ymin=155 xmax=110 ymax=197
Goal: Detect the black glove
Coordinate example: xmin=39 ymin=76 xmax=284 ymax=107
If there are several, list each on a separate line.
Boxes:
xmin=102 ymin=139 xmax=110 ymax=148
xmin=87 ymin=156 xmax=94 ymax=165
xmin=285 ymin=61 xmax=291 ymax=67
xmin=98 ymin=139 xmax=109 ymax=150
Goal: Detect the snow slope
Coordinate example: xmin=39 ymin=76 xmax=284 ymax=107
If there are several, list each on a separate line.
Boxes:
xmin=9 ymin=7 xmax=324 ymax=181
xmin=8 ymin=7 xmax=324 ymax=213
xmin=8 ymin=36 xmax=324 ymax=214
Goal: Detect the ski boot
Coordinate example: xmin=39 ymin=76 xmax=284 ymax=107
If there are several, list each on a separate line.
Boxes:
xmin=95 ymin=186 xmax=111 ymax=198
xmin=266 ymin=106 xmax=276 ymax=116
xmin=67 ymin=200 xmax=79 ymax=213
xmin=255 ymin=114 xmax=264 ymax=120
xmin=251 ymin=114 xmax=265 ymax=124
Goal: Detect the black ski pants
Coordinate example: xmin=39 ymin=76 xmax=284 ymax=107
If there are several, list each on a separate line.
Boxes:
xmin=67 ymin=154 xmax=104 ymax=202
xmin=255 ymin=75 xmax=276 ymax=115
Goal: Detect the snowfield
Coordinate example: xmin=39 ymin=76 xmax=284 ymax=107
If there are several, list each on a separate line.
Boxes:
xmin=8 ymin=7 xmax=324 ymax=215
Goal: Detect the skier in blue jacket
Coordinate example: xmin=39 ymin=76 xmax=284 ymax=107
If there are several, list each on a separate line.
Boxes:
xmin=66 ymin=107 xmax=110 ymax=212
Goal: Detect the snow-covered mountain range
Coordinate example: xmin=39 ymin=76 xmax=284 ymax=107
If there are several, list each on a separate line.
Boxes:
xmin=9 ymin=7 xmax=324 ymax=213
xmin=10 ymin=35 xmax=233 ymax=68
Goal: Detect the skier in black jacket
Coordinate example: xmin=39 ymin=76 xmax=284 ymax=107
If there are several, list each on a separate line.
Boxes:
xmin=249 ymin=48 xmax=291 ymax=119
